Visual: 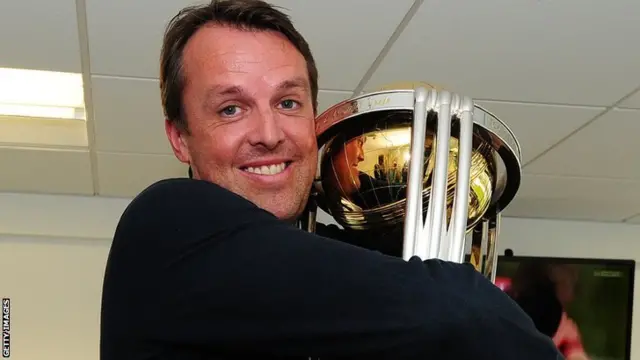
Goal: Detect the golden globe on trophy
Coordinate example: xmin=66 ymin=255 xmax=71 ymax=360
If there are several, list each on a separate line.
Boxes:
xmin=305 ymin=82 xmax=522 ymax=282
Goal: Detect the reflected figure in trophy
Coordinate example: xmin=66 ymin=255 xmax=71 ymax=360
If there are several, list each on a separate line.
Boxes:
xmin=374 ymin=155 xmax=385 ymax=180
xmin=401 ymin=161 xmax=409 ymax=183
xmin=388 ymin=161 xmax=401 ymax=184
xmin=322 ymin=131 xmax=415 ymax=213
xmin=323 ymin=134 xmax=367 ymax=199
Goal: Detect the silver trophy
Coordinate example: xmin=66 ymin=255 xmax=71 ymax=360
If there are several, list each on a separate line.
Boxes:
xmin=304 ymin=83 xmax=522 ymax=282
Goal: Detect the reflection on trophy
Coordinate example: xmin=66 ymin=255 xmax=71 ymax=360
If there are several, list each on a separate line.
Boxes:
xmin=305 ymin=82 xmax=522 ymax=282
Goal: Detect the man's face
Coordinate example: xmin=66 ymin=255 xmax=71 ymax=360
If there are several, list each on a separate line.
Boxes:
xmin=166 ymin=24 xmax=317 ymax=222
xmin=330 ymin=136 xmax=365 ymax=196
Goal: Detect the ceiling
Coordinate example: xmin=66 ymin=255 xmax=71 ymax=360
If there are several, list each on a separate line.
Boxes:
xmin=1 ymin=0 xmax=639 ymax=224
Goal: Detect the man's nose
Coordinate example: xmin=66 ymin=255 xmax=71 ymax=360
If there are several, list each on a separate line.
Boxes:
xmin=247 ymin=109 xmax=285 ymax=150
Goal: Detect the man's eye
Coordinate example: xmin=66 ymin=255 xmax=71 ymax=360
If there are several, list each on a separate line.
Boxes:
xmin=279 ymin=99 xmax=299 ymax=109
xmin=220 ymin=105 xmax=239 ymax=117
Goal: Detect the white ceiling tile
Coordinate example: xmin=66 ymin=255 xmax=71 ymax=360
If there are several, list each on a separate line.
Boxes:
xmin=86 ymin=0 xmax=203 ymax=77
xmin=97 ymin=152 xmax=187 ymax=197
xmin=317 ymin=90 xmax=352 ymax=114
xmin=525 ymin=108 xmax=640 ymax=179
xmin=0 ymin=147 xmax=93 ymax=195
xmin=366 ymin=0 xmax=640 ymax=106
xmin=504 ymin=174 xmax=640 ymax=222
xmin=618 ymin=88 xmax=640 ymax=109
xmin=517 ymin=174 xmax=640 ymax=203
xmin=91 ymin=76 xmax=170 ymax=154
xmin=503 ymin=197 xmax=638 ymax=223
xmin=86 ymin=0 xmax=415 ymax=90
xmin=0 ymin=0 xmax=81 ymax=72
xmin=269 ymin=0 xmax=414 ymax=90
xmin=476 ymin=101 xmax=603 ymax=164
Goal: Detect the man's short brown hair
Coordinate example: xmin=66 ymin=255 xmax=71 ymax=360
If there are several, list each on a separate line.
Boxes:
xmin=160 ymin=0 xmax=319 ymax=132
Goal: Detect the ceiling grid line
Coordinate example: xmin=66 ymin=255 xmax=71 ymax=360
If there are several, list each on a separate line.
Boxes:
xmin=91 ymin=73 xmax=159 ymax=82
xmin=74 ymin=0 xmax=101 ymax=195
xmin=473 ymin=98 xmax=608 ymax=109
xmin=351 ymin=0 xmax=425 ymax=96
xmin=0 ymin=143 xmax=88 ymax=151
xmin=617 ymin=86 xmax=640 ymax=110
xmin=622 ymin=212 xmax=640 ymax=223
xmin=523 ymin=83 xmax=640 ymax=168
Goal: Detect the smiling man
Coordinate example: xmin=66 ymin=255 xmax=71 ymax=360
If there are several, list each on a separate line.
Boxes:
xmin=100 ymin=1 xmax=563 ymax=359
xmin=162 ymin=12 xmax=318 ymax=223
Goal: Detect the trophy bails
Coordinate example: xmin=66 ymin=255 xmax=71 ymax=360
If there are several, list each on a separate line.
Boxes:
xmin=306 ymin=84 xmax=522 ymax=282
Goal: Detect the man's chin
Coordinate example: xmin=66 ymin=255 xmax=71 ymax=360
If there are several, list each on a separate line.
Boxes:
xmin=264 ymin=205 xmax=303 ymax=224
xmin=250 ymin=193 xmax=306 ymax=224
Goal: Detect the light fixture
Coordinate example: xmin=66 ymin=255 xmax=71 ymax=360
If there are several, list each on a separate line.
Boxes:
xmin=378 ymin=128 xmax=412 ymax=147
xmin=0 ymin=67 xmax=85 ymax=120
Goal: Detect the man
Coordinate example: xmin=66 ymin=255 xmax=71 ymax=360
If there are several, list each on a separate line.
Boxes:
xmin=374 ymin=154 xmax=385 ymax=180
xmin=322 ymin=134 xmax=403 ymax=210
xmin=324 ymin=135 xmax=366 ymax=199
xmin=100 ymin=0 xmax=563 ymax=358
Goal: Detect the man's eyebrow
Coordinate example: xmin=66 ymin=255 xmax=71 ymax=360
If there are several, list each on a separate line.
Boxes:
xmin=205 ymin=84 xmax=246 ymax=99
xmin=276 ymin=76 xmax=310 ymax=92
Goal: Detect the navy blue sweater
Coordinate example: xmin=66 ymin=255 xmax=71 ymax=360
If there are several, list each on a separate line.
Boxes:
xmin=100 ymin=178 xmax=563 ymax=359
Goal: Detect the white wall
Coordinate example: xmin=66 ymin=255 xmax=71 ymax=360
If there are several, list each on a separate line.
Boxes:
xmin=1 ymin=192 xmax=639 ymax=359
xmin=0 ymin=235 xmax=110 ymax=360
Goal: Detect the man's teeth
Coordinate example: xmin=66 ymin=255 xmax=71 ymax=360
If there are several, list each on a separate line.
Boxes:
xmin=244 ymin=162 xmax=287 ymax=175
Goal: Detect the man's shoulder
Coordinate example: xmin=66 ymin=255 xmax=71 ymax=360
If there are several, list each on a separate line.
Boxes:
xmin=132 ymin=178 xmax=242 ymax=205
xmin=123 ymin=178 xmax=254 ymax=218
xmin=113 ymin=178 xmax=267 ymax=244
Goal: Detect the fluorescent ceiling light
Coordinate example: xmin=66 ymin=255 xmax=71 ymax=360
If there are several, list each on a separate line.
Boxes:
xmin=0 ymin=67 xmax=85 ymax=120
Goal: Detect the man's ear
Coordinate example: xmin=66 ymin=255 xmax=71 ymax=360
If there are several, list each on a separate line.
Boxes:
xmin=165 ymin=119 xmax=190 ymax=164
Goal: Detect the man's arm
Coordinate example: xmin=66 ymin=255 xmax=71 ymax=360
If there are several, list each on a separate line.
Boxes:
xmin=102 ymin=178 xmax=561 ymax=358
